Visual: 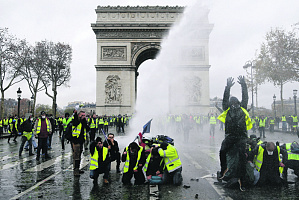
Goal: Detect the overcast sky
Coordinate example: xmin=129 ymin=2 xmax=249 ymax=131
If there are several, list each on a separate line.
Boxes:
xmin=1 ymin=0 xmax=299 ymax=109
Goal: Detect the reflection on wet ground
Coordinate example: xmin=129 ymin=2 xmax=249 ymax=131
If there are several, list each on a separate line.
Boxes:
xmin=0 ymin=126 xmax=299 ymax=199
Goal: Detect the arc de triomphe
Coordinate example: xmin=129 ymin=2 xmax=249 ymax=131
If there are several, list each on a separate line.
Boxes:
xmin=91 ymin=6 xmax=213 ymax=115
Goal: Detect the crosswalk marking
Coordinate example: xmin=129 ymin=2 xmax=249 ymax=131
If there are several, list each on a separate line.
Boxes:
xmin=26 ymin=152 xmax=72 ymax=172
xmin=9 ymin=154 xmax=89 ymax=200
xmin=0 ymin=154 xmax=35 ymax=170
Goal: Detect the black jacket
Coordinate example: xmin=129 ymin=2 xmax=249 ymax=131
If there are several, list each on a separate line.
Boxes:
xmin=72 ymin=112 xmax=90 ymax=144
xmin=222 ymin=83 xmax=248 ymax=137
xmin=122 ymin=146 xmax=146 ymax=171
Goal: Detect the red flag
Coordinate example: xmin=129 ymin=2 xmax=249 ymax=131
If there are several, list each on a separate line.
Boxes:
xmin=138 ymin=132 xmax=146 ymax=148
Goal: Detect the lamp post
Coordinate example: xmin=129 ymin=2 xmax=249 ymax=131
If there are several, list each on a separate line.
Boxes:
xmin=293 ymin=89 xmax=297 ymax=116
xmin=17 ymin=87 xmax=22 ymax=118
xmin=243 ymin=61 xmax=255 ymax=117
xmin=31 ymin=95 xmax=34 ymax=114
xmin=273 ymin=94 xmax=276 ymax=118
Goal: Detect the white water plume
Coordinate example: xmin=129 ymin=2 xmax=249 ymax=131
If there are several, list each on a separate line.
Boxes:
xmin=128 ymin=1 xmax=211 ymax=139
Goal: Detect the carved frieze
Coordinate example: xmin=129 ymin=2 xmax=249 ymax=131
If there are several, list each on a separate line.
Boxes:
xmin=184 ymin=76 xmax=202 ymax=104
xmin=95 ymin=6 xmax=184 ymax=23
xmin=96 ymin=30 xmax=165 ymax=39
xmin=181 ymin=46 xmax=205 ymax=61
xmin=131 ymin=42 xmax=150 ymax=55
xmin=101 ymin=46 xmax=126 ymax=61
xmin=105 ymin=75 xmax=122 ymax=104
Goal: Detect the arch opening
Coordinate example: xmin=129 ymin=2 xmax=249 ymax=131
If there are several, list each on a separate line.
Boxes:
xmin=135 ymin=48 xmax=159 ymax=69
xmin=134 ymin=47 xmax=160 ymax=99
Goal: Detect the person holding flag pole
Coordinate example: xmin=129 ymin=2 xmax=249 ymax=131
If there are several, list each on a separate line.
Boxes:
xmin=133 ymin=119 xmax=153 ymax=143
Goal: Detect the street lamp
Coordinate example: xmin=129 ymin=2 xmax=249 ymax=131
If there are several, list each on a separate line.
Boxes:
xmin=243 ymin=61 xmax=255 ymax=117
xmin=273 ymin=94 xmax=276 ymax=118
xmin=293 ymin=89 xmax=297 ymax=116
xmin=17 ymin=87 xmax=22 ymax=118
xmin=31 ymin=95 xmax=34 ymax=114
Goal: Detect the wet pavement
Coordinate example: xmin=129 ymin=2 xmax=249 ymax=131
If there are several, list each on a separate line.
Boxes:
xmin=0 ymin=125 xmax=299 ymax=199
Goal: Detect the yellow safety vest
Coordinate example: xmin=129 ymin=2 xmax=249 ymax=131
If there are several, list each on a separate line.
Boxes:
xmin=23 ymin=131 xmax=33 ymax=140
xmin=286 ymin=143 xmax=299 ymax=161
xmin=158 ymin=144 xmax=182 ymax=173
xmin=259 ymin=119 xmax=266 ymax=127
xmin=210 ymin=116 xmax=216 ymax=124
xmin=270 ymin=120 xmax=275 ymax=125
xmin=3 ymin=119 xmax=8 ymax=125
xmin=72 ymin=123 xmax=87 ymax=140
xmin=175 ymin=116 xmax=181 ymax=122
xmin=62 ymin=117 xmax=72 ymax=131
xmin=142 ymin=153 xmax=165 ymax=174
xmin=254 ymin=145 xmax=283 ymax=174
xmin=123 ymin=146 xmax=143 ymax=173
xmin=36 ymin=118 xmax=50 ymax=134
xmin=281 ymin=116 xmax=286 ymax=122
xmin=98 ymin=118 xmax=104 ymax=125
xmin=293 ymin=116 xmax=298 ymax=123
xmin=89 ymin=118 xmax=98 ymax=129
xmin=104 ymin=120 xmax=109 ymax=126
xmin=217 ymin=107 xmax=252 ymax=130
xmin=90 ymin=147 xmax=108 ymax=170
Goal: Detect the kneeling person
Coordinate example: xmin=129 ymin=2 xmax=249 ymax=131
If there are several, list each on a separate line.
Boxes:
xmin=103 ymin=133 xmax=121 ymax=173
xmin=90 ymin=137 xmax=110 ymax=184
xmin=122 ymin=142 xmax=146 ymax=185
xmin=158 ymin=142 xmax=183 ymax=186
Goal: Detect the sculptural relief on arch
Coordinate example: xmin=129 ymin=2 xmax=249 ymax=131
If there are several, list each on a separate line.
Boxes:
xmin=91 ymin=5 xmax=213 ymax=115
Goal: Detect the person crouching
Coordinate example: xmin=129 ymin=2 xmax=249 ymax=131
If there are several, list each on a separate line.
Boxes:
xmin=122 ymin=142 xmax=146 ymax=185
xmin=90 ymin=137 xmax=110 ymax=184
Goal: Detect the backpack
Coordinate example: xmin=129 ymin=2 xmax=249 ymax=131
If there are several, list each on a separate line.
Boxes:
xmin=64 ymin=122 xmax=73 ymax=141
xmin=21 ymin=120 xmax=32 ymax=132
xmin=155 ymin=135 xmax=174 ymax=145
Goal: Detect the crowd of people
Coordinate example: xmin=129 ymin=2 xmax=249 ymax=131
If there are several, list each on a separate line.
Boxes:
xmin=215 ymin=76 xmax=299 ymax=191
xmin=1 ymin=76 xmax=298 ymax=190
xmin=2 ymin=109 xmax=183 ymax=186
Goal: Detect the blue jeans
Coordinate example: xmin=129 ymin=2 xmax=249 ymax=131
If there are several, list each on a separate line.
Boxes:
xmin=162 ymin=167 xmax=183 ymax=186
xmin=25 ymin=133 xmax=37 ymax=149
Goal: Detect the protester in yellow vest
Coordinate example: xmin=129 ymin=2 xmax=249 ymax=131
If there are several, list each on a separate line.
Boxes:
xmin=216 ymin=76 xmax=251 ymax=192
xmin=280 ymin=142 xmax=299 ymax=179
xmin=0 ymin=118 xmax=3 ymax=135
xmin=121 ymin=142 xmax=146 ymax=185
xmin=34 ymin=111 xmax=52 ymax=161
xmin=88 ymin=114 xmax=98 ymax=142
xmin=19 ymin=115 xmax=34 ymax=157
xmin=209 ymin=113 xmax=217 ymax=138
xmin=8 ymin=116 xmax=18 ymax=143
xmin=3 ymin=117 xmax=9 ymax=133
xmin=158 ymin=142 xmax=183 ymax=186
xmin=89 ymin=137 xmax=110 ymax=184
xmin=258 ymin=115 xmax=266 ymax=139
xmin=249 ymin=142 xmax=284 ymax=186
xmin=71 ymin=110 xmax=89 ymax=176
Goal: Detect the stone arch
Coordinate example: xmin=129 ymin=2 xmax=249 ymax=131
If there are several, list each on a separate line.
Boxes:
xmin=91 ymin=5 xmax=213 ymax=115
xmin=131 ymin=44 xmax=161 ymax=68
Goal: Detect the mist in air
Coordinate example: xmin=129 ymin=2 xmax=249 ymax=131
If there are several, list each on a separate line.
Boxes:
xmin=128 ymin=1 xmax=209 ymax=140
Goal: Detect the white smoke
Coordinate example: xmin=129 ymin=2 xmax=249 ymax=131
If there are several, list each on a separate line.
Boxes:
xmin=128 ymin=1 xmax=210 ymax=139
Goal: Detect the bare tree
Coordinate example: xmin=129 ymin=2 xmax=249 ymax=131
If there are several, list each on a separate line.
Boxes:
xmin=255 ymin=27 xmax=299 ymax=114
xmin=42 ymin=41 xmax=72 ymax=117
xmin=0 ymin=28 xmax=29 ymax=117
xmin=21 ymin=41 xmax=49 ymax=117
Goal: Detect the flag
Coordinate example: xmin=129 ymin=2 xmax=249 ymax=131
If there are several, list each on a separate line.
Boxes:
xmin=142 ymin=119 xmax=152 ymax=134
xmin=133 ymin=119 xmax=153 ymax=142
xmin=101 ymin=128 xmax=109 ymax=143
